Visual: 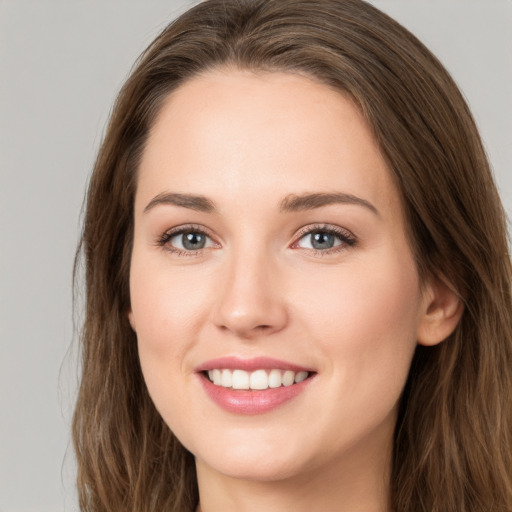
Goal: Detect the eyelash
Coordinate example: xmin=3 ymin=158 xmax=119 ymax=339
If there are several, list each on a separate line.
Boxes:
xmin=157 ymin=224 xmax=216 ymax=257
xmin=292 ymin=224 xmax=357 ymax=255
xmin=157 ymin=223 xmax=357 ymax=256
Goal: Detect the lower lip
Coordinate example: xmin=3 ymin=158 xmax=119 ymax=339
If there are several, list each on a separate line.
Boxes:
xmin=198 ymin=374 xmax=313 ymax=415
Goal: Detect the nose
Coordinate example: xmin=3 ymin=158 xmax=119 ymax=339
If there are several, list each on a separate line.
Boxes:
xmin=212 ymin=249 xmax=288 ymax=339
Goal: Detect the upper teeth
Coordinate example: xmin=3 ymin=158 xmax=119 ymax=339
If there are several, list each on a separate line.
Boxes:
xmin=207 ymin=369 xmax=309 ymax=390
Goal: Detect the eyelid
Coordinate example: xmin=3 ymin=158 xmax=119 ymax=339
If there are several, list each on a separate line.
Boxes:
xmin=156 ymin=223 xmax=220 ymax=254
xmin=155 ymin=222 xmax=356 ymax=256
xmin=290 ymin=223 xmax=357 ymax=252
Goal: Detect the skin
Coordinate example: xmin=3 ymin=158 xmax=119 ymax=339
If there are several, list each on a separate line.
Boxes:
xmin=128 ymin=69 xmax=462 ymax=512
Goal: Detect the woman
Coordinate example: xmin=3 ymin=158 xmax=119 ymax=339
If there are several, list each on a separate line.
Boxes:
xmin=73 ymin=0 xmax=512 ymax=511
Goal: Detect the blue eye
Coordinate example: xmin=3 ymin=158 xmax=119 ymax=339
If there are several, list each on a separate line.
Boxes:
xmin=300 ymin=231 xmax=340 ymax=250
xmin=171 ymin=231 xmax=209 ymax=250
xmin=160 ymin=227 xmax=215 ymax=253
xmin=295 ymin=226 xmax=356 ymax=252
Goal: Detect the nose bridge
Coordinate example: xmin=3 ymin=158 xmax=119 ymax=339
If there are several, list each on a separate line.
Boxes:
xmin=213 ymin=238 xmax=287 ymax=338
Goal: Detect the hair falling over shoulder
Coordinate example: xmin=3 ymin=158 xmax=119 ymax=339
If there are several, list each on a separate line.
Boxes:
xmin=73 ymin=1 xmax=512 ymax=510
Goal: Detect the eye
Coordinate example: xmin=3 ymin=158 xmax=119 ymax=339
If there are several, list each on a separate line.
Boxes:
xmin=172 ymin=231 xmax=211 ymax=250
xmin=158 ymin=226 xmax=217 ymax=254
xmin=294 ymin=225 xmax=356 ymax=252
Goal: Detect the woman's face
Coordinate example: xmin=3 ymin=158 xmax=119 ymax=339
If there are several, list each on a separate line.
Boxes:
xmin=129 ymin=70 xmax=432 ymax=483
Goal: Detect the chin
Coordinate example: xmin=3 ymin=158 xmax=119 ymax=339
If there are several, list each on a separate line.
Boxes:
xmin=189 ymin=428 xmax=314 ymax=482
xmin=197 ymin=452 xmax=308 ymax=482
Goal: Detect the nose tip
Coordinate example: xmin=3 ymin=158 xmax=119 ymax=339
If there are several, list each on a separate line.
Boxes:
xmin=212 ymin=258 xmax=288 ymax=339
xmin=216 ymin=304 xmax=284 ymax=339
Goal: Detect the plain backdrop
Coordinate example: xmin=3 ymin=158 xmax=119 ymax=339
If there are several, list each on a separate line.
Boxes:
xmin=0 ymin=1 xmax=511 ymax=511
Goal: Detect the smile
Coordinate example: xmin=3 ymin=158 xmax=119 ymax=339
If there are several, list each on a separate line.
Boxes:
xmin=196 ymin=357 xmax=315 ymax=414
xmin=206 ymin=368 xmax=309 ymax=390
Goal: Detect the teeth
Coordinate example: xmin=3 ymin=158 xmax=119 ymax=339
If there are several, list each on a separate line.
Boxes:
xmin=295 ymin=371 xmax=308 ymax=383
xmin=250 ymin=369 xmax=268 ymax=390
xmin=268 ymin=369 xmax=282 ymax=388
xmin=221 ymin=369 xmax=232 ymax=387
xmin=232 ymin=369 xmax=250 ymax=390
xmin=212 ymin=369 xmax=221 ymax=385
xmin=206 ymin=369 xmax=310 ymax=390
xmin=282 ymin=370 xmax=295 ymax=387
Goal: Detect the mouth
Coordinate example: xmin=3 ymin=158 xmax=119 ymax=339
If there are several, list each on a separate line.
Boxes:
xmin=196 ymin=357 xmax=316 ymax=414
xmin=204 ymin=368 xmax=310 ymax=390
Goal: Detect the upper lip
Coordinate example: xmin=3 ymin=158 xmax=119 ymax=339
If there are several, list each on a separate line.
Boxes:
xmin=194 ymin=356 xmax=314 ymax=373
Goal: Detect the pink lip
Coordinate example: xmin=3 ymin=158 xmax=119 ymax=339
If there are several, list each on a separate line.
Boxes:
xmin=195 ymin=357 xmax=316 ymax=415
xmin=195 ymin=356 xmax=313 ymax=373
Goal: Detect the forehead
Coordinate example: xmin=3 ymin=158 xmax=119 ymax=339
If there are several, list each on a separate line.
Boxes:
xmin=137 ymin=68 xmax=400 ymax=218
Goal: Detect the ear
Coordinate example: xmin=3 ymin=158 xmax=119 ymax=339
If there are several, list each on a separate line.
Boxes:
xmin=127 ymin=309 xmax=137 ymax=332
xmin=416 ymin=275 xmax=463 ymax=346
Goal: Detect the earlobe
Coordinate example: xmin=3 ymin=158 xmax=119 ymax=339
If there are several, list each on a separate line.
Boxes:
xmin=128 ymin=309 xmax=137 ymax=332
xmin=416 ymin=276 xmax=464 ymax=347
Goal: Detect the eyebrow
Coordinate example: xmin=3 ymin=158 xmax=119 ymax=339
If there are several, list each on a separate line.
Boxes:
xmin=144 ymin=192 xmax=216 ymax=213
xmin=143 ymin=191 xmax=379 ymax=216
xmin=279 ymin=192 xmax=379 ymax=216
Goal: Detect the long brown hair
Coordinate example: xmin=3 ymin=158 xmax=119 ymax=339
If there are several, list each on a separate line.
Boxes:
xmin=73 ymin=1 xmax=512 ymax=510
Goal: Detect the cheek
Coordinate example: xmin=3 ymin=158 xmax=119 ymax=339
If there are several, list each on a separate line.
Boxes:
xmin=297 ymin=253 xmax=421 ymax=395
xmin=301 ymin=252 xmax=420 ymax=329
xmin=128 ymin=248 xmax=214 ymax=406
xmin=128 ymin=252 xmax=212 ymax=430
xmin=130 ymin=255 xmax=210 ymax=351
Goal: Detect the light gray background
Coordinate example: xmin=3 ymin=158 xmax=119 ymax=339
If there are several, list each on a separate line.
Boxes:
xmin=0 ymin=1 xmax=510 ymax=511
